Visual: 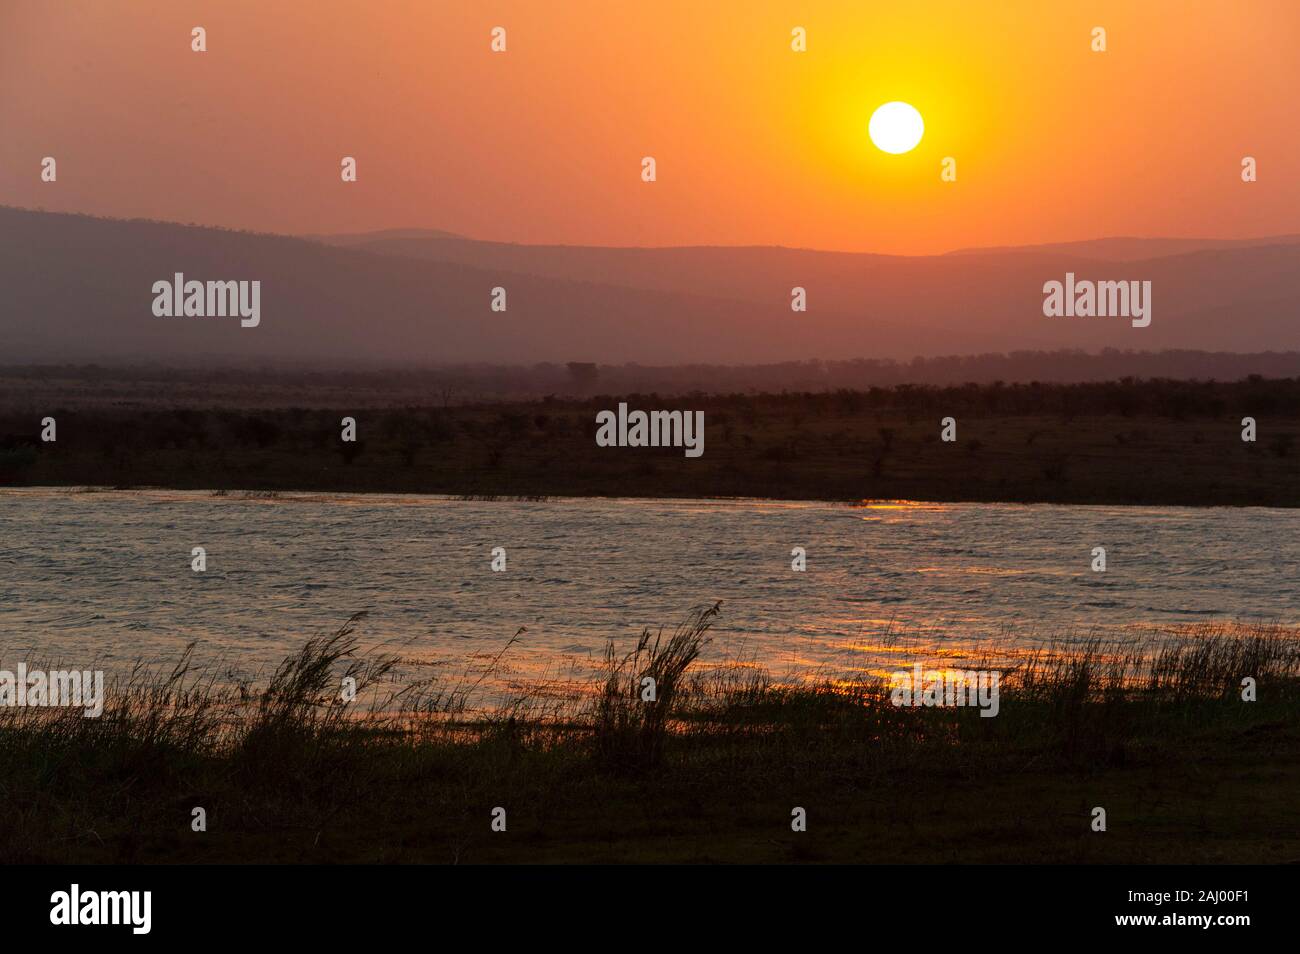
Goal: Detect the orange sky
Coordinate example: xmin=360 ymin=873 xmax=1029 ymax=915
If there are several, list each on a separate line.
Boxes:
xmin=1 ymin=0 xmax=1296 ymax=254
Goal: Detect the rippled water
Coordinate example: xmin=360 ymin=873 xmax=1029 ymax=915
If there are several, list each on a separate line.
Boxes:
xmin=2 ymin=489 xmax=1297 ymax=702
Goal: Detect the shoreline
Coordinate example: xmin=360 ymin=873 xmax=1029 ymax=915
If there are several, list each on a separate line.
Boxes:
xmin=6 ymin=484 xmax=1298 ymax=512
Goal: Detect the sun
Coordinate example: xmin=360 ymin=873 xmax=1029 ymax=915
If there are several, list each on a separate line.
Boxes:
xmin=869 ymin=102 xmax=924 ymax=154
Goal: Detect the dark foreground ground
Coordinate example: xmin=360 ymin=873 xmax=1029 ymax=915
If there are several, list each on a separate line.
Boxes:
xmin=1 ymin=374 xmax=1299 ymax=505
xmin=3 ymin=609 xmax=1297 ymax=864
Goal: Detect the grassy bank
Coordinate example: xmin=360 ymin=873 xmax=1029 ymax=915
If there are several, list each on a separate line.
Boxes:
xmin=2 ymin=378 xmax=1299 ymax=505
xmin=3 ymin=608 xmax=1298 ymax=864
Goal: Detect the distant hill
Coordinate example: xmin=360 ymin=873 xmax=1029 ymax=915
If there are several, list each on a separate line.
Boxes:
xmin=3 ymin=205 xmax=1300 ymax=366
xmin=943 ymin=235 xmax=1300 ymax=261
xmin=310 ymin=227 xmax=467 ymax=244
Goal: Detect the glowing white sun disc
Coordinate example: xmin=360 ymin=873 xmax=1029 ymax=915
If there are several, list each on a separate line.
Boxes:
xmin=869 ymin=102 xmax=924 ymax=154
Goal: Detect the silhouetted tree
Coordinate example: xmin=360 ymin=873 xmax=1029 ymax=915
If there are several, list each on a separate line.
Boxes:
xmin=566 ymin=362 xmax=598 ymax=392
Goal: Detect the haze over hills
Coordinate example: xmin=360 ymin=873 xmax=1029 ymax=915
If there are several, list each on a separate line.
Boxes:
xmin=942 ymin=235 xmax=1300 ymax=260
xmin=324 ymin=230 xmax=1300 ymax=264
xmin=4 ymin=205 xmax=1300 ymax=368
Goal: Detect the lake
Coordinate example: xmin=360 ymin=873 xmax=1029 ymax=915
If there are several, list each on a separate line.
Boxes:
xmin=2 ymin=488 xmax=1297 ymax=706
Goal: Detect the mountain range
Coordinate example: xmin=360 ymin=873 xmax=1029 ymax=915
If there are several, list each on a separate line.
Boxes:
xmin=3 ymin=205 xmax=1298 ymax=366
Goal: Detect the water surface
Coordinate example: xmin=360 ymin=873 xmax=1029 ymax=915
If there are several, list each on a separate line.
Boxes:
xmin=2 ymin=489 xmax=1296 ymax=702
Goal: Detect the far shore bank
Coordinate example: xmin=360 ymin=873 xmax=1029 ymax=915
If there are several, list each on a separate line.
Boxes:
xmin=3 ymin=377 xmax=1298 ymax=506
xmin=3 ymin=387 xmax=1299 ymax=508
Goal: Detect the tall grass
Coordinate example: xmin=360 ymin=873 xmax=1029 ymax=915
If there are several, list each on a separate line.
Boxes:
xmin=1 ymin=609 xmax=1297 ymax=862
xmin=4 ymin=613 xmax=1296 ymax=766
xmin=593 ymin=601 xmax=720 ymax=771
xmin=237 ymin=612 xmax=404 ymax=778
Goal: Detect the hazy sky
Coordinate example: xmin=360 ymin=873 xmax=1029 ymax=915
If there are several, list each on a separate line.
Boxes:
xmin=2 ymin=0 xmax=1296 ymax=254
